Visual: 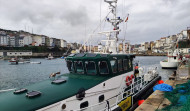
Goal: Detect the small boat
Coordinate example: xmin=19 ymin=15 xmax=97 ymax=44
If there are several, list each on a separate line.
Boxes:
xmin=9 ymin=58 xmax=18 ymax=65
xmin=46 ymin=53 xmax=54 ymax=60
xmin=160 ymin=49 xmax=181 ymax=69
xmin=49 ymin=71 xmax=61 ymax=78
xmin=30 ymin=62 xmax=41 ymax=64
xmin=0 ymin=56 xmax=3 ymax=60
xmin=60 ymin=56 xmax=64 ymax=59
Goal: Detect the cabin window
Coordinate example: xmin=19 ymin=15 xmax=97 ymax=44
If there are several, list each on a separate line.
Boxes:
xmin=66 ymin=61 xmax=74 ymax=73
xmin=85 ymin=61 xmax=96 ymax=75
xmin=75 ymin=61 xmax=84 ymax=74
xmin=99 ymin=61 xmax=109 ymax=74
xmin=80 ymin=101 xmax=89 ymax=109
xmin=129 ymin=59 xmax=132 ymax=68
xmin=99 ymin=95 xmax=105 ymax=102
xmin=110 ymin=60 xmax=117 ymax=73
xmin=118 ymin=59 xmax=123 ymax=72
xmin=123 ymin=59 xmax=128 ymax=70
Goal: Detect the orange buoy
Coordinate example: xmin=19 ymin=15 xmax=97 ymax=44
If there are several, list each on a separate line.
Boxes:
xmin=138 ymin=100 xmax=145 ymax=106
xmin=158 ymin=80 xmax=164 ymax=84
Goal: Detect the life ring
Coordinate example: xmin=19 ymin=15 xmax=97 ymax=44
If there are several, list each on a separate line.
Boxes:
xmin=126 ymin=76 xmax=132 ymax=86
xmin=131 ymin=75 xmax=135 ymax=80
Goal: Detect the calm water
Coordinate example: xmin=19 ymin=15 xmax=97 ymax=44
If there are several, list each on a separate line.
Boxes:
xmin=0 ymin=56 xmax=174 ymax=90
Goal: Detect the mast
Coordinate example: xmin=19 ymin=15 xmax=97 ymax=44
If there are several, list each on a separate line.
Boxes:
xmin=100 ymin=0 xmax=124 ymax=54
xmin=104 ymin=0 xmax=123 ymax=41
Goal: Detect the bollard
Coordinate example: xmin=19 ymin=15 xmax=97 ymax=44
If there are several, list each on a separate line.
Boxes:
xmin=174 ymin=70 xmax=176 ymax=76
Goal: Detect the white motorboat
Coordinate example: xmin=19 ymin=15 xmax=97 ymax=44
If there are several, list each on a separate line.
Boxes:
xmin=9 ymin=58 xmax=18 ymax=65
xmin=160 ymin=49 xmax=181 ymax=69
xmin=46 ymin=53 xmax=54 ymax=60
xmin=30 ymin=62 xmax=41 ymax=64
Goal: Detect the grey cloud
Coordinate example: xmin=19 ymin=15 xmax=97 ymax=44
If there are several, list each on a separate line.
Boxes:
xmin=60 ymin=6 xmax=89 ymax=26
xmin=0 ymin=0 xmax=189 ymax=44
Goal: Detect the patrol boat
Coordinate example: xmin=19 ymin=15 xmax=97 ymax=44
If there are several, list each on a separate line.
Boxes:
xmin=0 ymin=0 xmax=161 ymax=111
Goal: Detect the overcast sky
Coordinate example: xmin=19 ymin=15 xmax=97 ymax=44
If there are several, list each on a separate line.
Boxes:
xmin=0 ymin=0 xmax=190 ymax=44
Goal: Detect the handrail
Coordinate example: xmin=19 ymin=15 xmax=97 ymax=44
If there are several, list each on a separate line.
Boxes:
xmin=74 ymin=73 xmax=156 ymax=111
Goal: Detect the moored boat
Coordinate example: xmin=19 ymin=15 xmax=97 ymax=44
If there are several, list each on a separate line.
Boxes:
xmin=9 ymin=58 xmax=18 ymax=65
xmin=0 ymin=1 xmax=161 ymax=111
xmin=46 ymin=53 xmax=55 ymax=60
xmin=160 ymin=49 xmax=181 ymax=69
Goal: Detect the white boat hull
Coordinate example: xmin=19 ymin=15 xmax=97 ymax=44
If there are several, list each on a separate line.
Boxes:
xmin=160 ymin=61 xmax=178 ymax=68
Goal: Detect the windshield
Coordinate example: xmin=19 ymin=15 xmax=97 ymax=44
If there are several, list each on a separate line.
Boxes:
xmin=110 ymin=60 xmax=117 ymax=73
xmin=66 ymin=61 xmax=74 ymax=73
xmin=75 ymin=61 xmax=84 ymax=74
xmin=99 ymin=61 xmax=109 ymax=74
xmin=85 ymin=61 xmax=96 ymax=75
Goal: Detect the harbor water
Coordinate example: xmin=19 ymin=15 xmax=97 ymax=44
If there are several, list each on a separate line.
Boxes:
xmin=0 ymin=56 xmax=175 ymax=90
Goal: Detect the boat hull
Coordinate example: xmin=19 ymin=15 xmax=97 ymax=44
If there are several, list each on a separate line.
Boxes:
xmin=160 ymin=61 xmax=178 ymax=69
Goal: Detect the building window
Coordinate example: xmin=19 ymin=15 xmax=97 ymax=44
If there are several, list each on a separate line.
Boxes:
xmin=99 ymin=61 xmax=109 ymax=74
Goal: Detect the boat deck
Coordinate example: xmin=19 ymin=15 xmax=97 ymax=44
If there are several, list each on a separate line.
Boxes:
xmin=0 ymin=74 xmax=110 ymax=111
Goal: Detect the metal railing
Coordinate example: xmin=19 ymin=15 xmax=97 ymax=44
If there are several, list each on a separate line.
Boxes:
xmin=74 ymin=72 xmax=156 ymax=111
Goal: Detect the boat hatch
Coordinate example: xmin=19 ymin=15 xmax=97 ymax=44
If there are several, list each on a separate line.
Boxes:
xmin=51 ymin=79 xmax=67 ymax=84
xmin=26 ymin=91 xmax=41 ymax=98
xmin=13 ymin=88 xmax=28 ymax=94
xmin=75 ymin=53 xmax=85 ymax=57
xmin=86 ymin=53 xmax=97 ymax=57
xmin=100 ymin=54 xmax=108 ymax=57
xmin=69 ymin=53 xmax=76 ymax=57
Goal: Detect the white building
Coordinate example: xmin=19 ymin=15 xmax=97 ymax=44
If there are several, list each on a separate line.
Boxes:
xmin=32 ymin=35 xmax=42 ymax=46
xmin=42 ymin=36 xmax=46 ymax=46
xmin=60 ymin=39 xmax=67 ymax=48
xmin=23 ymin=35 xmax=32 ymax=46
xmin=138 ymin=42 xmax=147 ymax=52
xmin=179 ymin=48 xmax=190 ymax=54
xmin=18 ymin=37 xmax=24 ymax=47
xmin=8 ymin=35 xmax=16 ymax=47
xmin=0 ymin=34 xmax=8 ymax=46
xmin=7 ymin=51 xmax=32 ymax=56
xmin=49 ymin=38 xmax=55 ymax=47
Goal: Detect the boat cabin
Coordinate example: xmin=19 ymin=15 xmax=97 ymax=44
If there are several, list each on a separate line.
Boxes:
xmin=65 ymin=53 xmax=135 ymax=76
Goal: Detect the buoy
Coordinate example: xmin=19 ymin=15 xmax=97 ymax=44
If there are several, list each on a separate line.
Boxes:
xmin=138 ymin=100 xmax=145 ymax=106
xmin=126 ymin=76 xmax=131 ymax=86
xmin=157 ymin=80 xmax=164 ymax=84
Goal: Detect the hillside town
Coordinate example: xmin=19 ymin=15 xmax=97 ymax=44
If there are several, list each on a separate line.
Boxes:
xmin=0 ymin=28 xmax=190 ymax=56
xmin=0 ymin=28 xmax=67 ymax=48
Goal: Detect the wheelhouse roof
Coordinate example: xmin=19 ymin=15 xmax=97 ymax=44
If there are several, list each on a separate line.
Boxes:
xmin=66 ymin=53 xmax=135 ymax=60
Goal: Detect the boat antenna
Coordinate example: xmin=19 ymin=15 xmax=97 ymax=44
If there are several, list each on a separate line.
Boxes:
xmin=104 ymin=0 xmax=119 ymax=41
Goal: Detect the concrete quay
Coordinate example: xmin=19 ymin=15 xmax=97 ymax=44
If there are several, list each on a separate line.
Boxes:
xmin=135 ymin=60 xmax=190 ymax=111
